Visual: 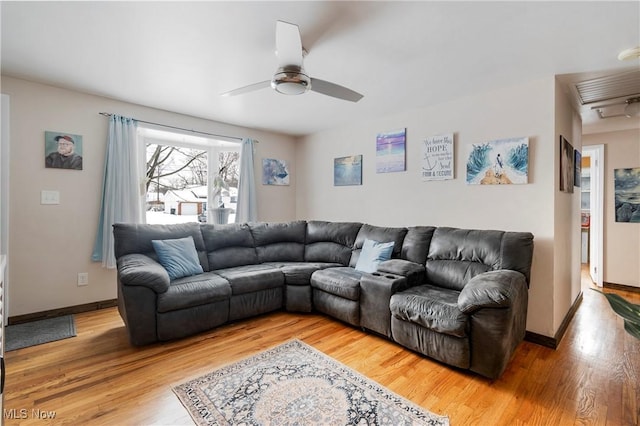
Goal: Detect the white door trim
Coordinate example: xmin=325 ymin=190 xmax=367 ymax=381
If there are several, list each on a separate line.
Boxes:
xmin=584 ymin=144 xmax=604 ymax=287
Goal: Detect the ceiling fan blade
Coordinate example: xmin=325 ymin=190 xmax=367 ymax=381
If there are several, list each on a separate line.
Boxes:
xmin=221 ymin=80 xmax=271 ymax=97
xmin=276 ymin=20 xmax=303 ymax=68
xmin=310 ymin=78 xmax=363 ymax=102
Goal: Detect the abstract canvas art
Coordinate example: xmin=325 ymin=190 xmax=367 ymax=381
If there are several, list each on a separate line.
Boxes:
xmin=559 ymin=136 xmax=574 ymax=193
xmin=376 ymin=129 xmax=406 ymax=173
xmin=466 ymin=137 xmax=529 ymax=185
xmin=262 ymin=158 xmax=290 ymax=185
xmin=614 ymin=167 xmax=640 ymax=223
xmin=334 ymin=155 xmax=362 ymax=186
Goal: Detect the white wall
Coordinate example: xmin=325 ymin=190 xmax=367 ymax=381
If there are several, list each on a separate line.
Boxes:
xmin=297 ymin=77 xmax=578 ymax=337
xmin=1 ymin=76 xmax=297 ymax=317
xmin=553 ymin=78 xmax=583 ymax=332
xmin=584 ymin=128 xmax=640 ymax=288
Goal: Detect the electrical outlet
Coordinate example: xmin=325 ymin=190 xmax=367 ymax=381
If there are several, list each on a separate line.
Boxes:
xmin=77 ymin=272 xmax=89 ymax=286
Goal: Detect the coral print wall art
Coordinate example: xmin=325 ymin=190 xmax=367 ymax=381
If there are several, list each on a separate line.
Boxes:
xmin=466 ymin=137 xmax=529 ymax=185
xmin=376 ymin=129 xmax=406 ymax=173
xmin=262 ymin=158 xmax=290 ymax=185
xmin=614 ymin=167 xmax=640 ymax=223
xmin=44 ymin=131 xmax=83 ymax=170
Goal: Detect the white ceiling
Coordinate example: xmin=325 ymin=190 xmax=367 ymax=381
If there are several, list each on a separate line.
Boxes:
xmin=2 ymin=1 xmax=639 ymax=137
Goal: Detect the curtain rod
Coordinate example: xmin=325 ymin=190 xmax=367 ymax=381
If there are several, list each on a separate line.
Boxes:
xmin=98 ymin=112 xmax=249 ymax=142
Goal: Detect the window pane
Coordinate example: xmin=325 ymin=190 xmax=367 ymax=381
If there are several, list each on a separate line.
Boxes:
xmin=146 ymin=143 xmax=208 ymax=224
xmin=212 ymin=151 xmax=240 ymax=224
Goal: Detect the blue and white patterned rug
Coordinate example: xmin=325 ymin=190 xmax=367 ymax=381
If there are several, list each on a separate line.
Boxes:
xmin=173 ymin=339 xmax=449 ymax=425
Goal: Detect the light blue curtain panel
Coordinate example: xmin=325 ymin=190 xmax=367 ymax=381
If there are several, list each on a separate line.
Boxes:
xmin=235 ymin=138 xmax=258 ymax=223
xmin=92 ymin=115 xmax=144 ymax=268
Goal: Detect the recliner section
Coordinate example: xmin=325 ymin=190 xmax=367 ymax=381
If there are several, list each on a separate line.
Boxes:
xmin=113 ymin=220 xmax=533 ymax=379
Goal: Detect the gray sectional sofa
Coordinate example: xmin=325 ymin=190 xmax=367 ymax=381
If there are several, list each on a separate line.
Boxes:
xmin=113 ymin=220 xmax=533 ymax=379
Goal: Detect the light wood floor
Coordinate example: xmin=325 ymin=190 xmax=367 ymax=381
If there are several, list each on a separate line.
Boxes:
xmin=4 ymin=272 xmax=639 ymax=425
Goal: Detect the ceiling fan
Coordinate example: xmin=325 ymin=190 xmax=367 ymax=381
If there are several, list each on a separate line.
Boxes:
xmin=221 ymin=20 xmax=363 ymax=102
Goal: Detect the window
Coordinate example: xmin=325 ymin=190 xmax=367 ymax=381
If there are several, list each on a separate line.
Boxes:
xmin=140 ymin=127 xmax=240 ymax=225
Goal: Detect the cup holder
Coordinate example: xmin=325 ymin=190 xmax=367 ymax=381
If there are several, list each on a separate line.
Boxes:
xmin=370 ymin=272 xmax=398 ymax=280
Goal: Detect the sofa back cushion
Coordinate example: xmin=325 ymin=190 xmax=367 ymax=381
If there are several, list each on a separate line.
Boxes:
xmin=425 ymin=227 xmax=534 ymax=291
xmin=401 ymin=226 xmax=436 ymax=264
xmin=201 ymin=223 xmax=258 ymax=270
xmin=498 ymin=231 xmax=534 ymax=284
xmin=250 ymin=221 xmax=307 ymax=263
xmin=305 ymin=221 xmax=362 ymax=265
xmin=349 ymin=224 xmax=408 ymax=267
xmin=426 ymin=227 xmax=503 ymax=291
xmin=113 ymin=223 xmax=208 ymax=270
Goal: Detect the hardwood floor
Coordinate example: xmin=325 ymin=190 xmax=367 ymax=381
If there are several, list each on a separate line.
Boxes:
xmin=4 ymin=272 xmax=639 ymax=425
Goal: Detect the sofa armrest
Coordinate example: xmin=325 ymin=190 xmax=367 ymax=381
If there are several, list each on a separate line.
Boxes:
xmin=458 ymin=270 xmax=527 ymax=314
xmin=117 ymin=253 xmax=170 ymax=294
xmin=377 ymin=259 xmax=426 ymax=287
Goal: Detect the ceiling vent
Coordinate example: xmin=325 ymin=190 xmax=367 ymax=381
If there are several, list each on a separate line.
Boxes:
xmin=573 ymin=70 xmax=640 ymax=119
xmin=575 ymin=70 xmax=640 ymax=105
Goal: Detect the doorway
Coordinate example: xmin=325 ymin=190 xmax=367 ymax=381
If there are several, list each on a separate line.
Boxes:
xmin=581 ymin=145 xmax=604 ymax=287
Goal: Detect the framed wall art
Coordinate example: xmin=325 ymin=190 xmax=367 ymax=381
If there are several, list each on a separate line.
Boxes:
xmin=614 ymin=167 xmax=640 ymax=222
xmin=466 ymin=137 xmax=529 ymax=185
xmin=559 ymin=136 xmax=574 ymax=193
xmin=334 ymin=155 xmax=362 ymax=186
xmin=422 ymin=133 xmax=454 ymax=181
xmin=262 ymin=158 xmax=290 ymax=185
xmin=44 ymin=131 xmax=83 ymax=170
xmin=574 ymin=149 xmax=581 ymax=188
xmin=376 ymin=129 xmax=406 ymax=173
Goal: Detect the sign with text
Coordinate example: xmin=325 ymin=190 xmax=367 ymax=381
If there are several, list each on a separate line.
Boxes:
xmin=422 ymin=133 xmax=454 ymax=181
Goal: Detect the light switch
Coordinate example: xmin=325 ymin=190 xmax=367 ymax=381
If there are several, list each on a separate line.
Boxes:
xmin=41 ymin=190 xmax=60 ymax=205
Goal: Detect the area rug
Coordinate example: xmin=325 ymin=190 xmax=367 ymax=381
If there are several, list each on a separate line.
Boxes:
xmin=5 ymin=315 xmax=76 ymax=351
xmin=173 ymin=339 xmax=449 ymax=426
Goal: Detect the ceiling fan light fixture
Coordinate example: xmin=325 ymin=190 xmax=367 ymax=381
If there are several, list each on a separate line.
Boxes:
xmin=618 ymin=46 xmax=640 ymax=61
xmin=624 ymin=97 xmax=640 ymax=118
xmin=271 ymin=68 xmax=311 ymax=95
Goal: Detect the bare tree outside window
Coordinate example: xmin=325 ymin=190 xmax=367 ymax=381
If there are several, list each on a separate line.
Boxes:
xmin=145 ymin=142 xmax=240 ymax=224
xmin=218 ymin=151 xmax=240 ymax=187
xmin=146 ymin=145 xmax=207 ymax=192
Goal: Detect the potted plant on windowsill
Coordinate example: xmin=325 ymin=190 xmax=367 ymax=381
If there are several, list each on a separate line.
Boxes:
xmin=210 ymin=176 xmax=232 ymax=224
xmin=592 ymin=289 xmax=640 ymax=339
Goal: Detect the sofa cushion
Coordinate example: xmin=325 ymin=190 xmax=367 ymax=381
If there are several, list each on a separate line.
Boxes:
xmin=401 ymin=226 xmax=436 ymax=264
xmin=390 ymin=285 xmax=468 ymax=338
xmin=152 ymin=236 xmax=204 ymax=280
xmin=213 ymin=264 xmax=284 ymax=295
xmin=113 ymin=222 xmax=208 ymax=270
xmin=157 ymin=272 xmax=231 ymax=313
xmin=310 ymin=267 xmax=363 ymax=301
xmin=265 ymin=262 xmax=341 ymax=286
xmin=354 ymin=239 xmax=395 ymax=273
xmin=250 ymin=221 xmax=306 ymax=263
xmin=201 ymin=223 xmax=259 ymax=270
xmin=425 ymin=227 xmax=501 ymax=291
xmin=350 ymin=224 xmax=407 ymax=267
xmin=305 ymin=221 xmax=362 ymax=264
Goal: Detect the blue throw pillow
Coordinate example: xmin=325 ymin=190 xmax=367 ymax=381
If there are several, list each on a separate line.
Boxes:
xmin=354 ymin=239 xmax=395 ymax=273
xmin=151 ymin=236 xmax=204 ymax=280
